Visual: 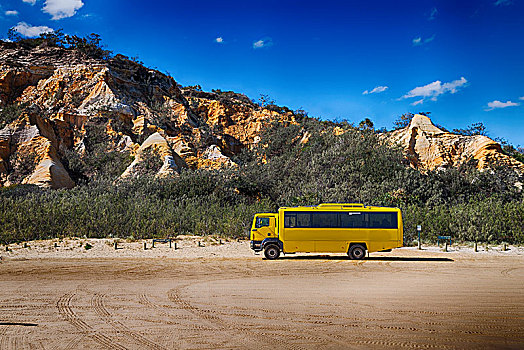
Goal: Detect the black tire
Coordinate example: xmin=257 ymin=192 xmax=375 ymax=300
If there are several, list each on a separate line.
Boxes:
xmin=264 ymin=244 xmax=280 ymax=260
xmin=348 ymin=244 xmax=366 ymax=260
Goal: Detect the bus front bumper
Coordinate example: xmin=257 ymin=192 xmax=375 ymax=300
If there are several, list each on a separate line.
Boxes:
xmin=250 ymin=240 xmax=262 ymax=252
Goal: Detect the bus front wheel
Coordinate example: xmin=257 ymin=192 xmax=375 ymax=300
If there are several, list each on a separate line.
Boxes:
xmin=264 ymin=244 xmax=280 ymax=260
xmin=348 ymin=244 xmax=366 ymax=260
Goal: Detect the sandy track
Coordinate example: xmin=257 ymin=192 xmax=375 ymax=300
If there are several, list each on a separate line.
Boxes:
xmin=0 ymin=244 xmax=523 ymax=349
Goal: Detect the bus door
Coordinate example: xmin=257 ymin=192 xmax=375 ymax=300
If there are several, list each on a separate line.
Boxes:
xmin=255 ymin=216 xmax=276 ymax=238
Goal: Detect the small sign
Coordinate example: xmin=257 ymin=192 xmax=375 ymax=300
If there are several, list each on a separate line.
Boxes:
xmin=417 ymin=225 xmax=422 ymax=231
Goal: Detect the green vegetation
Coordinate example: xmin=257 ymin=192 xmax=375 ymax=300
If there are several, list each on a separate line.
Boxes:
xmin=0 ymin=103 xmax=26 ymax=129
xmin=6 ymin=149 xmax=37 ymax=184
xmin=0 ymin=117 xmax=522 ymax=245
xmin=6 ymin=29 xmax=112 ymax=60
xmin=0 ymin=174 xmax=272 ymax=243
xmin=497 ymin=139 xmax=524 ymax=164
xmin=453 ymin=122 xmax=488 ymax=136
xmin=392 ymin=113 xmax=414 ymax=130
xmin=62 ymin=118 xmax=133 ymax=183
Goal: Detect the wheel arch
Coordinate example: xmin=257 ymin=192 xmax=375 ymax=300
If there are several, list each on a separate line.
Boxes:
xmin=261 ymin=238 xmax=283 ymax=251
xmin=348 ymin=242 xmax=367 ymax=251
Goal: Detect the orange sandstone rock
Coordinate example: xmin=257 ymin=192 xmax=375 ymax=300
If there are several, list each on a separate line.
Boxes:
xmin=382 ymin=114 xmax=524 ymax=171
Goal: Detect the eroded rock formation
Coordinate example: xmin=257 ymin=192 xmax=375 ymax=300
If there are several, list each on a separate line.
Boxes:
xmin=382 ymin=114 xmax=524 ymax=171
xmin=0 ymin=42 xmax=521 ymax=189
xmin=0 ymin=42 xmax=295 ymax=188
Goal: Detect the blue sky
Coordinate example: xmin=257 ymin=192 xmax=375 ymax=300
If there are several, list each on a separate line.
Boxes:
xmin=1 ymin=0 xmax=523 ymax=145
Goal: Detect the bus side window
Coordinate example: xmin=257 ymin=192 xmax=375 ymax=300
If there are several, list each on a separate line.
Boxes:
xmin=368 ymin=213 xmax=397 ymax=229
xmin=296 ymin=213 xmax=311 ymax=227
xmin=284 ymin=215 xmax=296 ymax=228
xmin=340 ymin=212 xmax=364 ymax=228
xmin=256 ymin=217 xmax=270 ymax=228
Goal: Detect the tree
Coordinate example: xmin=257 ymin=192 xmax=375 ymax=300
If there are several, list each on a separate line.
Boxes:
xmin=39 ymin=29 xmax=67 ymax=47
xmin=393 ymin=113 xmax=414 ymax=130
xmin=453 ymin=122 xmax=488 ymax=136
xmin=358 ymin=118 xmax=374 ymax=131
xmin=257 ymin=94 xmax=275 ymax=107
xmin=7 ymin=28 xmax=21 ymax=42
xmin=5 ymin=28 xmax=112 ymax=59
xmin=496 ymin=138 xmax=524 ymax=163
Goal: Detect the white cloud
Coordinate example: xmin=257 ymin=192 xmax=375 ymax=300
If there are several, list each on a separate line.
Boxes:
xmin=428 ymin=7 xmax=438 ymax=20
xmin=494 ymin=0 xmax=512 ymax=6
xmin=22 ymin=0 xmax=37 ymax=5
xmin=362 ymin=86 xmax=388 ymax=95
xmin=411 ymin=99 xmax=424 ymax=106
xmin=519 ymin=96 xmax=524 ymax=101
xmin=485 ymin=100 xmax=519 ymax=111
xmin=402 ymin=77 xmax=468 ymax=102
xmin=253 ymin=40 xmax=264 ymax=49
xmin=5 ymin=10 xmax=19 ymax=16
xmin=413 ymin=35 xmax=435 ymax=46
xmin=253 ymin=37 xmax=273 ymax=49
xmin=215 ymin=37 xmax=223 ymax=43
xmin=12 ymin=22 xmax=53 ymax=37
xmin=43 ymin=0 xmax=84 ymax=20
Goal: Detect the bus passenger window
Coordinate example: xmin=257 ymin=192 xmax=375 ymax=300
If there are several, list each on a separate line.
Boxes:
xmin=296 ymin=213 xmax=311 ymax=227
xmin=284 ymin=215 xmax=296 ymax=228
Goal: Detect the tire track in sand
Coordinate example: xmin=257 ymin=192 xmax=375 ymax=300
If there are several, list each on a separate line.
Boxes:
xmin=138 ymin=293 xmax=215 ymax=331
xmin=56 ymin=292 xmax=127 ymax=350
xmin=91 ymin=293 xmax=167 ymax=350
xmin=0 ymin=320 xmax=39 ymax=350
xmin=167 ymin=285 xmax=315 ymax=350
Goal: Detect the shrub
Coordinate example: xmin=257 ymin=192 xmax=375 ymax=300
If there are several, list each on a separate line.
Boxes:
xmin=0 ymin=103 xmax=26 ymax=129
xmin=0 ymin=117 xmax=522 ymax=245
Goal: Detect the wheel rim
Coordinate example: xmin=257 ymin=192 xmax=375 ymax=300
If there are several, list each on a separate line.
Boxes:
xmin=353 ymin=247 xmax=364 ymax=258
xmin=268 ymin=248 xmax=277 ymax=258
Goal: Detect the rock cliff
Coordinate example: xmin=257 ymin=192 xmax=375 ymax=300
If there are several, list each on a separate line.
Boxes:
xmin=0 ymin=42 xmax=522 ymax=189
xmin=382 ymin=114 xmax=524 ymax=171
xmin=0 ymin=41 xmax=295 ymax=188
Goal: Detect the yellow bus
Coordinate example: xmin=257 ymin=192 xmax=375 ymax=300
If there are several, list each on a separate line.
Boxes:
xmin=250 ymin=203 xmax=403 ymax=259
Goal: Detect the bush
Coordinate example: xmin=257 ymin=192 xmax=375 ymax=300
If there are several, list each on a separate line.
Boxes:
xmin=0 ymin=103 xmax=26 ymax=129
xmin=0 ymin=117 xmax=522 ymax=245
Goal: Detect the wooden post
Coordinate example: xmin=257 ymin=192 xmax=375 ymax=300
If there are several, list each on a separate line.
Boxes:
xmin=114 ymin=241 xmax=118 ymax=250
xmin=417 ymin=225 xmax=422 ymax=250
xmin=174 ymin=242 xmax=177 ymax=250
xmin=5 ymin=246 xmax=8 ymax=252
xmin=503 ymin=243 xmax=507 ymax=251
xmin=444 ymin=241 xmax=448 ymax=252
xmin=152 ymin=240 xmax=155 ymax=248
xmin=219 ymin=239 xmax=222 ymax=245
xmin=24 ymin=242 xmax=28 ymax=248
xmin=169 ymin=239 xmax=172 ymax=248
xmin=54 ymin=242 xmax=58 ymax=248
xmin=474 ymin=242 xmax=477 ymax=252
xmin=144 ymin=242 xmax=147 ymax=250
xmin=198 ymin=241 xmax=202 ymax=247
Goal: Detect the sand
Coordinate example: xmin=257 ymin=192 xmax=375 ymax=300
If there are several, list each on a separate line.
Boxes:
xmin=0 ymin=238 xmax=523 ymax=349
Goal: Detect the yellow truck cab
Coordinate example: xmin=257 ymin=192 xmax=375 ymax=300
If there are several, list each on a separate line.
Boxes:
xmin=250 ymin=203 xmax=403 ymax=260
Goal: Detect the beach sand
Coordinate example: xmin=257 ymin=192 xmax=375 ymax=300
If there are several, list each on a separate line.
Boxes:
xmin=0 ymin=238 xmax=523 ymax=349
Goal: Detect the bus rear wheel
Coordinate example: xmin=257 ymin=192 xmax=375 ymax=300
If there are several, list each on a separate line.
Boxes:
xmin=264 ymin=244 xmax=280 ymax=260
xmin=348 ymin=244 xmax=366 ymax=260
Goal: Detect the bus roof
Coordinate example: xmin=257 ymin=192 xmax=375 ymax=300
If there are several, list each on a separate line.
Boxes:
xmin=278 ymin=204 xmax=399 ymax=211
